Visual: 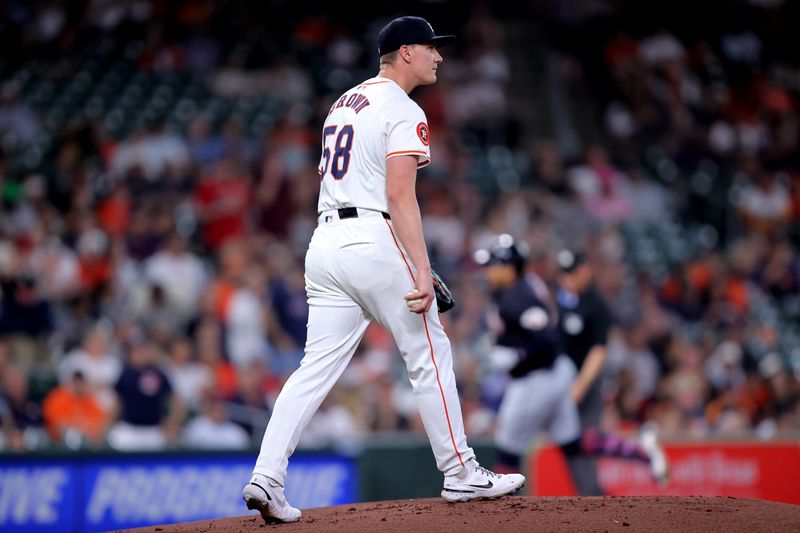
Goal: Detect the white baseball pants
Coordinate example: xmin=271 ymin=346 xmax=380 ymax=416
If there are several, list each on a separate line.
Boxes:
xmin=495 ymin=355 xmax=581 ymax=454
xmin=253 ymin=208 xmax=474 ymax=483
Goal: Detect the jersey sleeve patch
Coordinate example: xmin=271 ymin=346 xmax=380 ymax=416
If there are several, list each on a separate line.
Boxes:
xmin=520 ymin=306 xmax=549 ymax=331
xmin=416 ymin=122 xmax=430 ymax=146
xmin=385 ymin=100 xmax=431 ymax=168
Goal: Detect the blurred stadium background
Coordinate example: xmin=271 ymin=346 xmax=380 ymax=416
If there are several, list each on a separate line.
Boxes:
xmin=0 ymin=0 xmax=798 ymax=530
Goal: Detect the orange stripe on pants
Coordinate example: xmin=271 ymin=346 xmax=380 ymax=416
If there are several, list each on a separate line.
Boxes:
xmin=383 ymin=219 xmax=465 ymax=468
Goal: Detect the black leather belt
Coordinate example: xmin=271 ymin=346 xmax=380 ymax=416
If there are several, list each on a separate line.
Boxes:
xmin=336 ymin=207 xmax=391 ymax=220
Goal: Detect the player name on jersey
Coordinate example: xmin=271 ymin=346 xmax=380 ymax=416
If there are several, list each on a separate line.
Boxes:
xmin=328 ymin=92 xmax=371 ymax=115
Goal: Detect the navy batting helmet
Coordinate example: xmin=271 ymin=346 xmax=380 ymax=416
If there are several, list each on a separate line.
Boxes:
xmin=473 ymin=234 xmax=529 ymax=272
xmin=556 ymin=249 xmax=587 ymax=273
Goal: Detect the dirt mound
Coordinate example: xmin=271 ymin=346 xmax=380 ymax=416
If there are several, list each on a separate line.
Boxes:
xmin=121 ymin=495 xmax=800 ymax=533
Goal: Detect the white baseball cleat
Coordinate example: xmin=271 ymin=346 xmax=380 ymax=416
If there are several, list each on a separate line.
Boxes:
xmin=639 ymin=423 xmax=669 ymax=486
xmin=441 ymin=459 xmax=525 ymax=502
xmin=242 ymin=473 xmax=301 ymax=524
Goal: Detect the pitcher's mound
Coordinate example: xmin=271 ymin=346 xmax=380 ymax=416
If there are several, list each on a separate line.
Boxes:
xmin=121 ymin=495 xmax=800 ymax=532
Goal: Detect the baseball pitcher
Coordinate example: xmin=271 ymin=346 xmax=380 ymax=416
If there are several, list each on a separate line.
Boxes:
xmin=242 ymin=17 xmax=525 ymax=524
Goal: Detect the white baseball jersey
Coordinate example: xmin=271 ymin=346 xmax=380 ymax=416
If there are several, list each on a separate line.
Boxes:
xmin=317 ymin=77 xmax=431 ymax=213
xmin=252 ymin=75 xmax=475 ymax=488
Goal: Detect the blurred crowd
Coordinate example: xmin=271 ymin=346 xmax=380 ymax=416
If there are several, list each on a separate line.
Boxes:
xmin=530 ymin=0 xmax=800 ymax=438
xmin=0 ymin=0 xmax=798 ymax=453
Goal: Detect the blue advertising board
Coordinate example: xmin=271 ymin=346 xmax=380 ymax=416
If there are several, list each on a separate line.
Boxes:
xmin=0 ymin=462 xmax=77 ymax=533
xmin=0 ymin=452 xmax=356 ymax=532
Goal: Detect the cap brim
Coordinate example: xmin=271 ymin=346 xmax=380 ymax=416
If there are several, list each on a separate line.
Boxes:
xmin=426 ymin=35 xmax=456 ymax=48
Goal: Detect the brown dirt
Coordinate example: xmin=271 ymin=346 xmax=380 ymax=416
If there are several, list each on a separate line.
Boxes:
xmin=119 ymin=496 xmax=800 ymax=533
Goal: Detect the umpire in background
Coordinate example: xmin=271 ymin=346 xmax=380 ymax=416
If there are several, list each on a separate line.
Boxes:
xmin=555 ymin=249 xmax=613 ymax=496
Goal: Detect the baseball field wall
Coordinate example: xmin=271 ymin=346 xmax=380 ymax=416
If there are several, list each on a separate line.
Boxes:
xmin=1 ymin=439 xmax=798 ymax=532
xmin=0 ymin=450 xmax=357 ymax=532
xmin=529 ymin=440 xmax=800 ymax=504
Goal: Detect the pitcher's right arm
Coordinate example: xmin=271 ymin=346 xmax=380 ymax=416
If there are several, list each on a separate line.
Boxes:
xmin=386 ymin=154 xmax=434 ymax=314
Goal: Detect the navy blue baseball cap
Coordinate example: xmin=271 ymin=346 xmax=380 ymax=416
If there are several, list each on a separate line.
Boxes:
xmin=378 ymin=16 xmax=455 ymax=56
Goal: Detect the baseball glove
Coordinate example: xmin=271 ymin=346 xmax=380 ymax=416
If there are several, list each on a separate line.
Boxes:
xmin=431 ymin=268 xmax=455 ymax=313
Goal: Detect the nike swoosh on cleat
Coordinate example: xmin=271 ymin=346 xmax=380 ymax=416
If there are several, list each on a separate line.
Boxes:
xmin=251 ymin=482 xmax=272 ymax=500
xmin=468 ymin=481 xmax=493 ymax=489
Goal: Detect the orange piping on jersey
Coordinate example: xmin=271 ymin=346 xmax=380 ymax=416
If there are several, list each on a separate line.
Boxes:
xmin=359 ymin=80 xmax=391 ymax=86
xmin=386 ymin=150 xmax=428 ymax=158
xmin=383 ymin=219 xmax=466 ymax=468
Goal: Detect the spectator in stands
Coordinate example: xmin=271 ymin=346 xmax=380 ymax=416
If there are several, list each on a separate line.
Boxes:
xmin=299 ymin=391 xmax=362 ymax=448
xmin=208 ymin=52 xmax=262 ymax=98
xmin=584 ymin=176 xmax=633 ymax=225
xmin=143 ymin=233 xmax=207 ymax=326
xmin=705 ymin=335 xmax=747 ymax=393
xmin=1 ymin=364 xmax=43 ymax=448
xmin=619 ymin=167 xmax=671 ymax=222
xmin=758 ymin=354 xmax=800 ymax=433
xmin=262 ymin=242 xmax=307 ymax=374
xmin=108 ymin=339 xmax=183 ymax=450
xmin=639 ymin=29 xmax=685 ymax=67
xmin=531 ymin=140 xmax=569 ymax=196
xmin=75 ymin=225 xmax=113 ymax=298
xmin=663 ymin=335 xmax=709 ymax=431
xmin=606 ymin=326 xmax=660 ymax=400
xmin=194 ymin=156 xmax=251 ymax=250
xmin=547 ymin=185 xmax=597 ymax=252
xmin=42 ymin=370 xmax=108 ymax=447
xmin=422 ymin=189 xmax=467 ymax=274
xmin=219 ymin=116 xmax=259 ymax=168
xmin=228 ymin=360 xmax=279 ymax=437
xmin=195 ymin=316 xmax=238 ymax=400
xmin=254 ymin=114 xmax=316 ymax=239
xmin=58 ymin=324 xmax=120 ymax=413
xmin=0 ymin=272 xmax=53 ymax=375
xmin=568 ymin=144 xmax=623 ymax=200
xmin=186 ymin=115 xmax=225 ymax=167
xmin=96 ymin=181 xmax=132 ymax=240
xmin=110 ymin=122 xmax=190 ymax=182
xmin=128 ymin=282 xmax=184 ymax=345
xmin=165 ymin=336 xmax=212 ymax=412
xmin=205 ymin=241 xmax=270 ymax=369
xmin=0 ymin=82 xmax=42 ymax=149
xmin=739 ymin=168 xmax=792 ymax=235
xmin=181 ymin=393 xmax=249 ymax=449
xmin=756 ymin=239 xmax=799 ymax=301
xmin=122 ymin=203 xmax=163 ymax=261
xmin=27 ymin=234 xmax=81 ymax=301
